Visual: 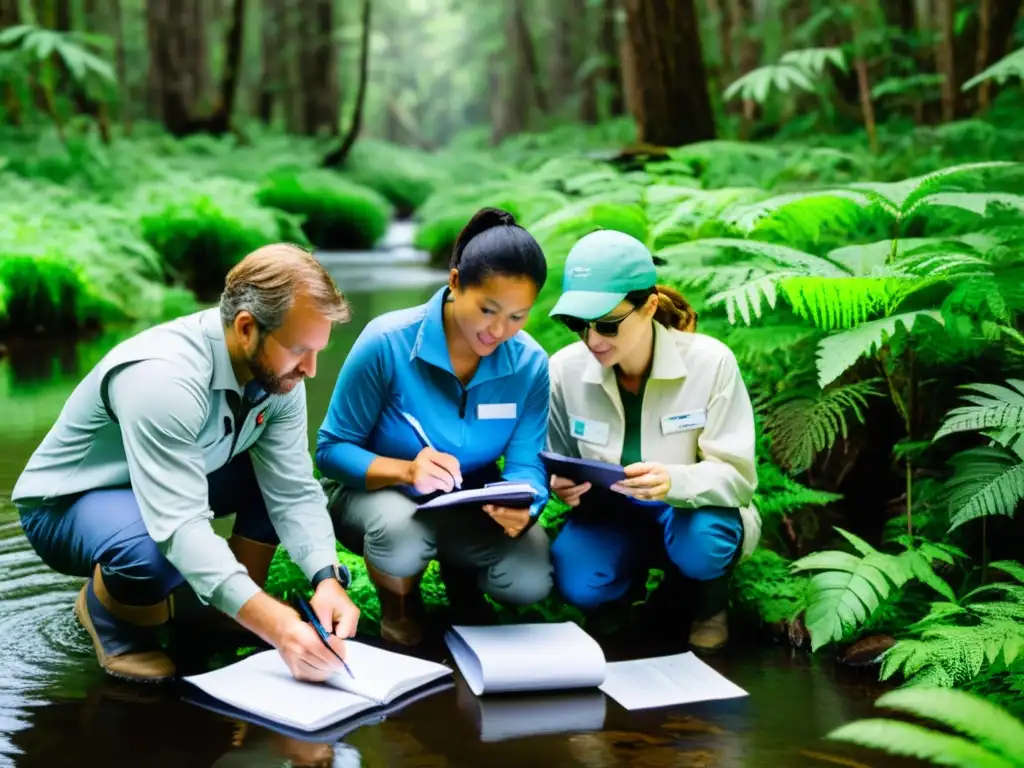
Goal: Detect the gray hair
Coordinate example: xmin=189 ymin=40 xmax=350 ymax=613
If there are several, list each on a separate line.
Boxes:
xmin=219 ymin=243 xmax=350 ymax=331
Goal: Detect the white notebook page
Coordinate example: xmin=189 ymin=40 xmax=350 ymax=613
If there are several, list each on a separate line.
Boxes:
xmin=445 ymin=622 xmax=606 ymax=696
xmin=338 ymin=640 xmax=452 ymax=703
xmin=183 ymin=650 xmax=373 ymax=732
xmin=598 ymin=652 xmax=748 ymax=710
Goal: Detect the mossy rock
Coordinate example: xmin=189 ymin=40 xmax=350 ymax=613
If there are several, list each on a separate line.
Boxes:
xmin=256 ymin=169 xmax=393 ymax=250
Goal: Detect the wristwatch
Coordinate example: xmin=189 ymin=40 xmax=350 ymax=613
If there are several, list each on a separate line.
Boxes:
xmin=310 ymin=562 xmax=351 ymax=592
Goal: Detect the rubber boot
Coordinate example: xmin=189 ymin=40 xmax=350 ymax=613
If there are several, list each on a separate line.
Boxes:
xmin=439 ymin=562 xmax=494 ymax=626
xmin=74 ymin=564 xmax=176 ymax=683
xmin=366 ymin=562 xmax=425 ymax=646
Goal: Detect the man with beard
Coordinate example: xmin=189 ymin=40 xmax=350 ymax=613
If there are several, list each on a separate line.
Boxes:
xmin=11 ymin=244 xmax=361 ymax=684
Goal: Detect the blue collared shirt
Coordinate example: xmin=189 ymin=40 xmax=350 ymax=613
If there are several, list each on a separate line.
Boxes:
xmin=315 ymin=287 xmax=551 ymax=517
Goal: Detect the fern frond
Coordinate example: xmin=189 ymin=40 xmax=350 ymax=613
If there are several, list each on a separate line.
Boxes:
xmin=934 ymin=380 xmax=1024 ymax=450
xmin=780 ymin=46 xmax=847 ymax=75
xmin=659 ymin=237 xmax=849 ymax=273
xmin=791 ymin=528 xmax=910 ymax=650
xmin=829 ymin=718 xmax=1019 ymax=768
xmin=815 ymin=310 xmax=944 ymax=388
xmin=945 ymin=445 xmax=1024 ymax=530
xmin=871 ymin=686 xmax=1024 ymax=761
xmin=780 ymin=275 xmax=906 ymax=330
xmin=849 ymin=161 xmax=1020 ymax=215
xmin=764 ymin=378 xmax=883 ymax=472
xmin=907 ymin=192 xmax=1024 ymax=221
xmin=827 ymin=238 xmax=942 ymax=275
xmin=991 ymin=561 xmax=1024 ymax=585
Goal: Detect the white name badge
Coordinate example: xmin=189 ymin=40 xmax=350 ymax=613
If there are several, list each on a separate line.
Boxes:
xmin=478 ymin=402 xmax=517 ymax=420
xmin=569 ymin=414 xmax=610 ymax=446
xmin=661 ymin=409 xmax=707 ymax=435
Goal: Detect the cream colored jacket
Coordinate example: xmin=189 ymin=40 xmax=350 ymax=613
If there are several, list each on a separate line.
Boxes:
xmin=547 ymin=322 xmax=761 ymax=558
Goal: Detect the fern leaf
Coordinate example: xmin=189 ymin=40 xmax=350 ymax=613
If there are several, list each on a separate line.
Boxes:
xmin=781 ymin=275 xmax=906 ymax=330
xmin=663 ymin=237 xmax=848 ymax=272
xmin=707 ymin=273 xmax=784 ymax=325
xmin=815 ymin=310 xmax=944 ymax=388
xmin=934 ymin=380 xmax=1024 ymax=449
xmin=871 ymin=687 xmax=1024 ymax=763
xmin=828 ymin=238 xmax=945 ymax=275
xmin=765 ymin=379 xmax=882 ymax=472
xmin=990 ymin=561 xmax=1024 ymax=584
xmin=791 ymin=534 xmax=910 ymax=650
xmin=908 ymin=192 xmax=1024 ymax=220
xmin=902 ymin=550 xmax=958 ymax=602
xmin=780 ymin=46 xmax=847 ymax=75
xmin=849 ymin=161 xmax=1020 ymax=213
xmin=945 ymin=446 xmax=1024 ymax=530
xmin=826 ymin=719 xmax=1019 ymax=768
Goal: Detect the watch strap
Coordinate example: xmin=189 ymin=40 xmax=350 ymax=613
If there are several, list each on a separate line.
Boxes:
xmin=310 ymin=562 xmax=351 ymax=591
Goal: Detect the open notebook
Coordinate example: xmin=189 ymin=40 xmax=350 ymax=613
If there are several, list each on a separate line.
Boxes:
xmin=416 ymin=482 xmax=537 ymax=511
xmin=181 ymin=641 xmax=452 ymax=733
xmin=445 ymin=621 xmax=607 ymax=696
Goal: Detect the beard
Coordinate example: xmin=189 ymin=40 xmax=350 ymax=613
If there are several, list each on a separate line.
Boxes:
xmin=246 ymin=335 xmax=302 ymax=395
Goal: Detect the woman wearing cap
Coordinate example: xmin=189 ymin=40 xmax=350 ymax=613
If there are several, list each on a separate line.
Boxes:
xmin=545 ymin=230 xmax=760 ymax=652
xmin=316 ymin=207 xmax=553 ymax=647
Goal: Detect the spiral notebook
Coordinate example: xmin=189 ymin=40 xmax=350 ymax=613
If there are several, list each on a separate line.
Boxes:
xmin=181 ymin=642 xmax=452 ymax=733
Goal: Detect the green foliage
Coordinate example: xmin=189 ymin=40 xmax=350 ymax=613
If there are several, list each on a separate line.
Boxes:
xmin=826 ymin=686 xmax=1024 ymax=768
xmin=880 ymin=561 xmax=1024 ymax=689
xmin=134 ymin=175 xmax=307 ymax=297
xmin=255 ymin=168 xmax=393 ymax=250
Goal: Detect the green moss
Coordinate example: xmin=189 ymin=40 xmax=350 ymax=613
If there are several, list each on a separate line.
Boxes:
xmin=256 ymin=168 xmax=393 ymax=250
xmin=341 ymin=139 xmax=442 ymax=217
xmin=134 ymin=175 xmax=307 ymax=299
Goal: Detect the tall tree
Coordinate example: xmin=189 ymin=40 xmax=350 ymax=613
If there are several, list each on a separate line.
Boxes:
xmin=622 ymin=0 xmax=715 ymax=146
xmin=600 ymin=0 xmax=624 ymax=117
xmin=299 ymin=0 xmax=339 ymax=135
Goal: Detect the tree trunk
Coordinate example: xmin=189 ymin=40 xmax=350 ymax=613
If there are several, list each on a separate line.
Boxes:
xmin=147 ymin=0 xmax=208 ymax=135
xmin=0 ymin=0 xmax=22 ymax=125
xmin=600 ymin=0 xmax=624 ymax=117
xmin=549 ymin=2 xmax=573 ymax=110
xmin=257 ymin=0 xmax=283 ymax=123
xmin=323 ymin=0 xmax=371 ymax=168
xmin=622 ymin=0 xmax=715 ymax=146
xmin=513 ymin=0 xmax=547 ymax=115
xmin=936 ymin=0 xmax=956 ymax=122
xmin=299 ymin=0 xmax=340 ymax=136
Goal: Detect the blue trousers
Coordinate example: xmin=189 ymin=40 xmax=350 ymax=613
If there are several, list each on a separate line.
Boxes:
xmin=550 ymin=495 xmax=743 ymax=610
xmin=18 ymin=453 xmax=276 ymax=607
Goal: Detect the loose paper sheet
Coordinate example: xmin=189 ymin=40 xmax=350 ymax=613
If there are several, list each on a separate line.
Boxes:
xmin=598 ymin=652 xmax=748 ymax=711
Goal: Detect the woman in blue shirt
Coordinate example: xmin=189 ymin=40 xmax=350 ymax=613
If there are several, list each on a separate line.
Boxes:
xmin=316 ymin=208 xmax=552 ymax=646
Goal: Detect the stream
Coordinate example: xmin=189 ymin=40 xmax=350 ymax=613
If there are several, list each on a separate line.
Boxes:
xmin=0 ymin=223 xmax=917 ymax=767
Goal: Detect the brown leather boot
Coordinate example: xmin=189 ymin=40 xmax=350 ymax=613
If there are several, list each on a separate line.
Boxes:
xmin=689 ymin=610 xmax=729 ymax=652
xmin=75 ymin=565 xmax=176 ymax=683
xmin=201 ymin=535 xmax=279 ymax=636
xmin=366 ymin=562 xmax=424 ymax=646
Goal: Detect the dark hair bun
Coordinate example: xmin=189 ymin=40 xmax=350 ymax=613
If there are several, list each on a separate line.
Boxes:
xmin=450 ymin=207 xmax=517 ymax=268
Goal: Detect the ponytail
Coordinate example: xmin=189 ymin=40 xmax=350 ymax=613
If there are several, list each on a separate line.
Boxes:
xmin=653 ymin=284 xmax=698 ymax=332
xmin=626 ymin=284 xmax=698 ymax=332
xmin=448 ymin=207 xmax=547 ymax=290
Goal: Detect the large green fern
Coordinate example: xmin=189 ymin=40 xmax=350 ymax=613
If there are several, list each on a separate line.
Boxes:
xmin=880 ymin=561 xmax=1024 ymax=688
xmin=826 ymin=686 xmax=1024 ymax=768
xmin=763 ymin=378 xmax=883 ymax=472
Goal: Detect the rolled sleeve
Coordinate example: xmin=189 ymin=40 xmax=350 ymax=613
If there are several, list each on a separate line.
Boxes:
xmin=315 ymin=321 xmax=393 ymax=487
xmin=250 ymin=382 xmax=339 ymax=581
xmin=500 ymin=353 xmax=551 ymax=518
xmin=664 ymin=354 xmax=758 ymax=510
xmin=107 ymin=361 xmax=259 ymax=617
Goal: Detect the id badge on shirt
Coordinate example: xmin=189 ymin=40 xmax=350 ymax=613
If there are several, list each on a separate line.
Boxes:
xmin=569 ymin=414 xmax=610 ymax=446
xmin=661 ymin=408 xmax=707 ymax=435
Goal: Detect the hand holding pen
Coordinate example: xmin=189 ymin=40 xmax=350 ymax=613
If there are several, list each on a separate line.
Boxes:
xmin=401 ymin=411 xmax=463 ymax=493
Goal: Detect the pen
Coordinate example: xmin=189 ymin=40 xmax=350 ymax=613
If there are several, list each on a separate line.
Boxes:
xmin=400 ymin=411 xmax=461 ymax=490
xmin=294 ymin=594 xmax=355 ymax=680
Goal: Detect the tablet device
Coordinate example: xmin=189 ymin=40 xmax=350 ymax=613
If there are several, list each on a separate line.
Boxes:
xmin=540 ymin=451 xmax=627 ymax=489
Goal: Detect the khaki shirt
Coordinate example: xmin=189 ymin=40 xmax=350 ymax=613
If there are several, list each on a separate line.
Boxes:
xmin=547 ymin=321 xmax=761 ymax=558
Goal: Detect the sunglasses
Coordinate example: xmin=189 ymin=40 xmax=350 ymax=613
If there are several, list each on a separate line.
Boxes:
xmin=557 ymin=306 xmax=637 ymax=338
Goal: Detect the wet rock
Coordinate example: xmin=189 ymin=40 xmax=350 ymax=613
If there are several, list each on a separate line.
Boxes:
xmin=837 ymin=634 xmax=897 ymax=667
